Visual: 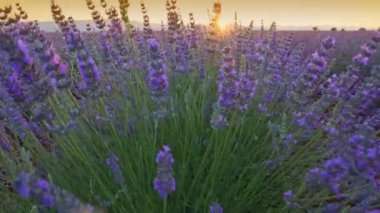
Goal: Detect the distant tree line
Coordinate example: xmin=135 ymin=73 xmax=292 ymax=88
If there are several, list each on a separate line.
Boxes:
xmin=311 ymin=26 xmax=375 ymax=32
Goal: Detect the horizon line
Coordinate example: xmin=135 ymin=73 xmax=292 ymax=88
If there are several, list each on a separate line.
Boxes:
xmin=33 ymin=19 xmax=378 ymax=30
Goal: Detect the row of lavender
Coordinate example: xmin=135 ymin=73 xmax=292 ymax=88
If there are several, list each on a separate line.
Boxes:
xmin=283 ymin=32 xmax=380 ymax=211
xmin=1 ymin=0 xmax=379 ymax=212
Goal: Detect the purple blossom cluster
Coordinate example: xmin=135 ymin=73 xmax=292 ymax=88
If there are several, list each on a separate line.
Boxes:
xmin=211 ymin=47 xmax=240 ymax=128
xmin=290 ymin=36 xmax=336 ymax=108
xmin=147 ymin=38 xmax=169 ymax=100
xmin=63 ymin=24 xmax=103 ymax=97
xmin=0 ymin=23 xmax=66 ymax=108
xmin=210 ymin=203 xmax=223 ymax=213
xmin=284 ymin=32 xmax=380 ymax=211
xmin=106 ymin=153 xmax=125 ymax=185
xmin=0 ymin=21 xmax=75 ymax=151
xmin=105 ymin=7 xmax=132 ymax=72
xmin=211 ymin=39 xmax=259 ymax=128
xmin=0 ymin=83 xmax=30 ymax=140
xmin=165 ymin=0 xmax=190 ymax=73
xmin=353 ymin=42 xmax=377 ymax=65
xmin=216 ymin=47 xmax=240 ymax=111
xmin=153 ymin=145 xmax=175 ymax=199
xmin=238 ymin=67 xmax=257 ymax=112
xmin=146 ymin=37 xmax=171 ymax=120
xmin=13 ymin=172 xmax=95 ymax=212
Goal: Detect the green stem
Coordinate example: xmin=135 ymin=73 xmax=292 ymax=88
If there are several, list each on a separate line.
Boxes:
xmin=163 ymin=199 xmax=167 ymax=213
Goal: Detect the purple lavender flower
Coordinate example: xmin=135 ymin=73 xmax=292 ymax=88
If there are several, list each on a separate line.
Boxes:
xmin=13 ymin=172 xmax=94 ymax=211
xmin=105 ymin=8 xmax=131 ymax=72
xmin=76 ymin=54 xmax=102 ymax=91
xmin=305 ymin=168 xmax=325 ymax=190
xmin=41 ymin=194 xmax=55 ymax=207
xmin=210 ymin=113 xmax=229 ymax=129
xmin=210 ymin=203 xmax=223 ymax=213
xmin=174 ymin=33 xmax=190 ymax=73
xmin=307 ymin=51 xmax=328 ymax=75
xmin=360 ymin=42 xmax=377 ymax=56
xmin=147 ymin=38 xmax=169 ymax=96
xmin=0 ymin=83 xmax=31 ymax=139
xmin=36 ymin=178 xmax=51 ymax=191
xmin=353 ymin=53 xmax=369 ymax=65
xmin=153 ymin=145 xmax=175 ymax=199
xmin=322 ymin=36 xmax=336 ymax=50
xmin=211 ymin=47 xmax=240 ymax=128
xmin=13 ymin=172 xmax=31 ymax=198
xmin=34 ymin=35 xmax=70 ymax=89
xmin=14 ymin=173 xmax=56 ymax=207
xmin=59 ymin=24 xmax=103 ymax=96
xmin=238 ymin=70 xmax=257 ymax=111
xmin=106 ymin=153 xmax=124 ymax=185
xmin=147 ymin=37 xmax=170 ymax=120
xmin=283 ymin=190 xmax=293 ymax=204
xmin=16 ymin=38 xmax=34 ymax=65
xmin=301 ymin=69 xmax=380 ymax=204
xmin=352 ymin=42 xmax=377 ymax=65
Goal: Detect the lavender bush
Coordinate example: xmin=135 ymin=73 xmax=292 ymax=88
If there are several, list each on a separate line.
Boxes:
xmin=0 ymin=1 xmax=379 ymax=212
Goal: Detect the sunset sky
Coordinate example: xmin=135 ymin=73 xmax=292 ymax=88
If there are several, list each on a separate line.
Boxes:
xmin=1 ymin=0 xmax=378 ymax=29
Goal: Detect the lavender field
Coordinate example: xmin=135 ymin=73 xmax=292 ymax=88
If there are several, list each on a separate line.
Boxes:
xmin=0 ymin=0 xmax=379 ymax=212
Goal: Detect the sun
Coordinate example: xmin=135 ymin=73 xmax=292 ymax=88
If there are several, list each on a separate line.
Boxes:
xmin=217 ymin=20 xmax=230 ymax=33
xmin=216 ymin=21 xmax=224 ymax=31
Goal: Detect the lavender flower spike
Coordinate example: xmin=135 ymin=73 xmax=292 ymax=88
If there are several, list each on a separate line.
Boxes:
xmin=283 ymin=190 xmax=293 ymax=205
xmin=147 ymin=38 xmax=169 ymax=97
xmin=147 ymin=37 xmax=170 ymax=120
xmin=210 ymin=46 xmax=239 ymax=129
xmin=210 ymin=203 xmax=223 ymax=213
xmin=153 ymin=145 xmax=175 ymax=199
xmin=106 ymin=153 xmax=125 ymax=185
xmin=322 ymin=36 xmax=336 ymax=50
xmin=13 ymin=172 xmax=98 ymax=212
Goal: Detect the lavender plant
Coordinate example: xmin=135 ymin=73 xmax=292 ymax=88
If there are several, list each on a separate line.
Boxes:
xmin=1 ymin=1 xmax=379 ymax=213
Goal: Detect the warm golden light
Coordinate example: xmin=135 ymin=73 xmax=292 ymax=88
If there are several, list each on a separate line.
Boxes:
xmin=0 ymin=0 xmax=378 ymax=30
xmin=218 ymin=19 xmax=229 ymax=30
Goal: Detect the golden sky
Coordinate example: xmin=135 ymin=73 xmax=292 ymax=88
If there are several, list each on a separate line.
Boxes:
xmin=1 ymin=0 xmax=378 ymax=29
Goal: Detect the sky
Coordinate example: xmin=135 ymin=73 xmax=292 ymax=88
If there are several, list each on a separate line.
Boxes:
xmin=0 ymin=0 xmax=379 ymax=29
